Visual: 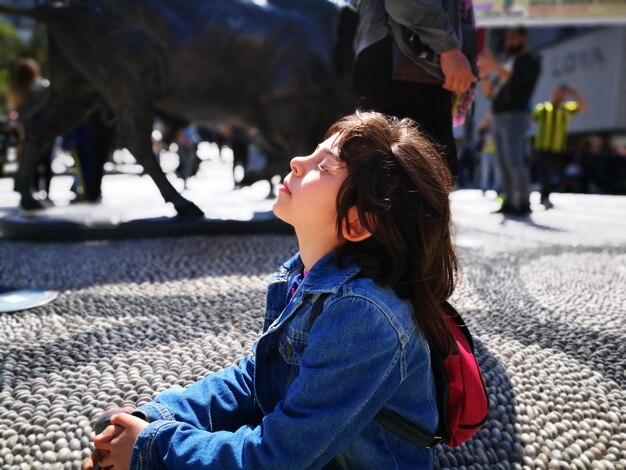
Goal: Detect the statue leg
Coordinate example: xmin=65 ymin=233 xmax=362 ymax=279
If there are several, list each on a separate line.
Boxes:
xmin=17 ymin=96 xmax=97 ymax=210
xmin=121 ymin=115 xmax=203 ymax=218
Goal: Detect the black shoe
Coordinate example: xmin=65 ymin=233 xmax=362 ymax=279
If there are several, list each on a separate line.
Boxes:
xmin=493 ymin=203 xmax=531 ymax=216
xmin=541 ymin=197 xmax=553 ymax=209
xmin=492 ymin=204 xmax=516 ymax=215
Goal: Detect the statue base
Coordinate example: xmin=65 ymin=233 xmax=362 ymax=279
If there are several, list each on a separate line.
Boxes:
xmin=0 ymin=211 xmax=292 ymax=241
xmin=0 ymin=171 xmax=292 ymax=241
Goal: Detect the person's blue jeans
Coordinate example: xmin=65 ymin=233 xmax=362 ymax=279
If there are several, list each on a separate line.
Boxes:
xmin=480 ymin=151 xmax=501 ymax=193
xmin=493 ymin=112 xmax=531 ymax=209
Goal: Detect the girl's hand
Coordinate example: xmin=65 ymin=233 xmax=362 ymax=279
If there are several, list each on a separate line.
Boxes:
xmin=94 ymin=413 xmax=149 ymax=470
xmin=82 ymin=447 xmax=108 ymax=470
xmin=84 ymin=420 xmax=124 ymax=470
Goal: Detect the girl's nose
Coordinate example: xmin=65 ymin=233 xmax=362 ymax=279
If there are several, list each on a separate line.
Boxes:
xmin=290 ymin=156 xmax=306 ymax=176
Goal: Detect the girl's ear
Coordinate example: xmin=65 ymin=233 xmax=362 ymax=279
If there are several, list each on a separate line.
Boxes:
xmin=341 ymin=206 xmax=373 ymax=242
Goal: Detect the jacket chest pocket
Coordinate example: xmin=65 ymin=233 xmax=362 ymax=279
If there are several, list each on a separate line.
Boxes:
xmin=278 ymin=323 xmax=309 ymax=381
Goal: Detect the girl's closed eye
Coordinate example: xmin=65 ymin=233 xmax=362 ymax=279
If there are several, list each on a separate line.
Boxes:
xmin=317 ymin=161 xmax=330 ymax=172
xmin=317 ymin=158 xmax=345 ymax=173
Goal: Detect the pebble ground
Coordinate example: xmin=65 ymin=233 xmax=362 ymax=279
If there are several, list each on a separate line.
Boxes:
xmin=0 ymin=160 xmax=624 ymax=469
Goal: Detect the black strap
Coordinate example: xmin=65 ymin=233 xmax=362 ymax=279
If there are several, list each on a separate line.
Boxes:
xmin=307 ymin=293 xmax=441 ymax=448
xmin=307 ymin=294 xmax=327 ymax=329
xmin=374 ymin=407 xmax=441 ymax=448
xmin=442 ymin=300 xmax=475 ymax=351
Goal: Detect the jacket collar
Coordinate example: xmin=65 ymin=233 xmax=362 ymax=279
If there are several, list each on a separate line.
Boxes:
xmin=282 ymin=250 xmax=362 ymax=295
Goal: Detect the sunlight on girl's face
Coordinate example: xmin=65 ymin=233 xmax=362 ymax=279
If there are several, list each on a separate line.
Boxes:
xmin=273 ymin=134 xmax=347 ymax=242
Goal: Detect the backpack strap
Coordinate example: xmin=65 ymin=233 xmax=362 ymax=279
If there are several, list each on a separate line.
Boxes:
xmin=307 ymin=293 xmax=442 ymax=448
xmin=442 ymin=300 xmax=475 ymax=351
xmin=307 ymin=294 xmax=327 ymax=329
xmin=374 ymin=407 xmax=442 ymax=448
xmin=377 ymin=304 xmax=488 ymax=449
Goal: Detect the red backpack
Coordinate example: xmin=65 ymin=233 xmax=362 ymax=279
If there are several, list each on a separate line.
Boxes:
xmin=309 ymin=297 xmax=488 ymax=448
xmin=373 ymin=301 xmax=489 ymax=448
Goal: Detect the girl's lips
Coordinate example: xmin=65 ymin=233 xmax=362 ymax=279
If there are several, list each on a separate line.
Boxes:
xmin=280 ymin=181 xmax=291 ymax=194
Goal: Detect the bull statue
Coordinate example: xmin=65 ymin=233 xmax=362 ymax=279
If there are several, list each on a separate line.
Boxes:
xmin=0 ymin=0 xmax=357 ymax=217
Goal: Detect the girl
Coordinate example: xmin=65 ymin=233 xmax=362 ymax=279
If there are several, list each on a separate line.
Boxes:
xmin=86 ymin=111 xmax=457 ymax=469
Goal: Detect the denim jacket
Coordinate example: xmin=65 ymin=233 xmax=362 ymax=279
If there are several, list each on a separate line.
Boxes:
xmin=132 ymin=252 xmax=438 ymax=469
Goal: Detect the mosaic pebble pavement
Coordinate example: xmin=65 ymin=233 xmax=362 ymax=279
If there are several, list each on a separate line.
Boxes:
xmin=0 ymin=184 xmax=625 ymax=469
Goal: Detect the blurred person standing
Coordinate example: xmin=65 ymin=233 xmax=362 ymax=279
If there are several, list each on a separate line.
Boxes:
xmin=8 ymin=58 xmax=53 ymax=199
xmin=583 ymin=135 xmax=621 ymax=195
xmin=229 ymin=126 xmax=252 ymax=187
xmin=175 ymin=124 xmax=201 ymax=189
xmin=353 ymin=0 xmax=478 ymax=178
xmin=479 ymin=27 xmax=541 ymax=215
xmin=477 ymin=113 xmax=501 ymax=195
xmin=61 ymin=113 xmax=115 ymax=203
xmin=532 ymin=84 xmax=587 ymax=208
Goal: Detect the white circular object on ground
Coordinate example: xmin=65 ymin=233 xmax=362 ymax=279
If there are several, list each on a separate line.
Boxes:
xmin=0 ymin=288 xmax=58 ymax=313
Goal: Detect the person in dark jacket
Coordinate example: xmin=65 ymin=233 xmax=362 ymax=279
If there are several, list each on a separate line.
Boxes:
xmin=354 ymin=0 xmax=477 ymax=178
xmin=479 ymin=26 xmax=541 ymax=215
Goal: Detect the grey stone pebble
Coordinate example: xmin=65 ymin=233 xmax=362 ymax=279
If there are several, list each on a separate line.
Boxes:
xmin=57 ymin=447 xmax=72 ymax=461
xmin=69 ymin=438 xmax=82 ymax=451
xmin=39 ymin=440 xmax=54 ymax=453
xmin=55 ymin=437 xmax=69 ymax=451
xmin=42 ymin=450 xmax=57 ymax=463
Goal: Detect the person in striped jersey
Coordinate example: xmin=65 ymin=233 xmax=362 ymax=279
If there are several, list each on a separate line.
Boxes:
xmin=532 ymin=85 xmax=587 ymax=208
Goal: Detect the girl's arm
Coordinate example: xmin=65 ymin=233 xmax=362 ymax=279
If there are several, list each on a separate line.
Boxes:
xmin=128 ymin=296 xmax=430 ymax=469
xmin=134 ymin=355 xmax=259 ymax=432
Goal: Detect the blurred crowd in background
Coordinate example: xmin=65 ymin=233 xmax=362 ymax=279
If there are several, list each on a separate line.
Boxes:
xmin=1 ymin=6 xmax=625 ymax=202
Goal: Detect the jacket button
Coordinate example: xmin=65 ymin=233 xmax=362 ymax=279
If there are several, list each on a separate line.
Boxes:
xmin=284 ymin=343 xmax=292 ymax=358
xmin=266 ymin=350 xmax=277 ymax=361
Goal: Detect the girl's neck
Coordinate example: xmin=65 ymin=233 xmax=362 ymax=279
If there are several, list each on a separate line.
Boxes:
xmin=296 ymin=229 xmax=342 ymax=272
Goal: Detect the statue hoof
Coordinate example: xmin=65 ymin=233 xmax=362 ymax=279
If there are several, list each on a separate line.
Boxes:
xmin=20 ymin=197 xmax=50 ymax=211
xmin=174 ymin=200 xmax=204 ymax=218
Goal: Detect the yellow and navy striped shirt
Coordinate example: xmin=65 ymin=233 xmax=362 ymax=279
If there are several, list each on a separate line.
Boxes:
xmin=533 ymin=101 xmax=579 ymax=153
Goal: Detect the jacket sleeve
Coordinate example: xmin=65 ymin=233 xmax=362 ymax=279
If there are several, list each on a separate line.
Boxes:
xmin=130 ymin=296 xmax=424 ymax=469
xmin=385 ymin=0 xmax=460 ymax=53
xmin=134 ymin=356 xmax=258 ymax=433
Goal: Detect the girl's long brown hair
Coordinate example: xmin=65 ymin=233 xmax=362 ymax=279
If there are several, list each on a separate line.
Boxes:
xmin=327 ymin=112 xmax=457 ymax=358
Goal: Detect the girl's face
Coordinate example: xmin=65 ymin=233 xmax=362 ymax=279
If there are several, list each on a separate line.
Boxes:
xmin=273 ymin=133 xmax=347 ymax=244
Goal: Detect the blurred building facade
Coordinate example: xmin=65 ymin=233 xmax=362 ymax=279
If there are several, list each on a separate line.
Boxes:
xmin=474 ymin=25 xmax=626 ymax=149
xmin=469 ymin=24 xmax=626 ymax=193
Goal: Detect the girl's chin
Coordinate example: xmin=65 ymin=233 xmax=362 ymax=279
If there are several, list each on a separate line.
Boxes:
xmin=272 ymin=205 xmax=289 ymax=224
